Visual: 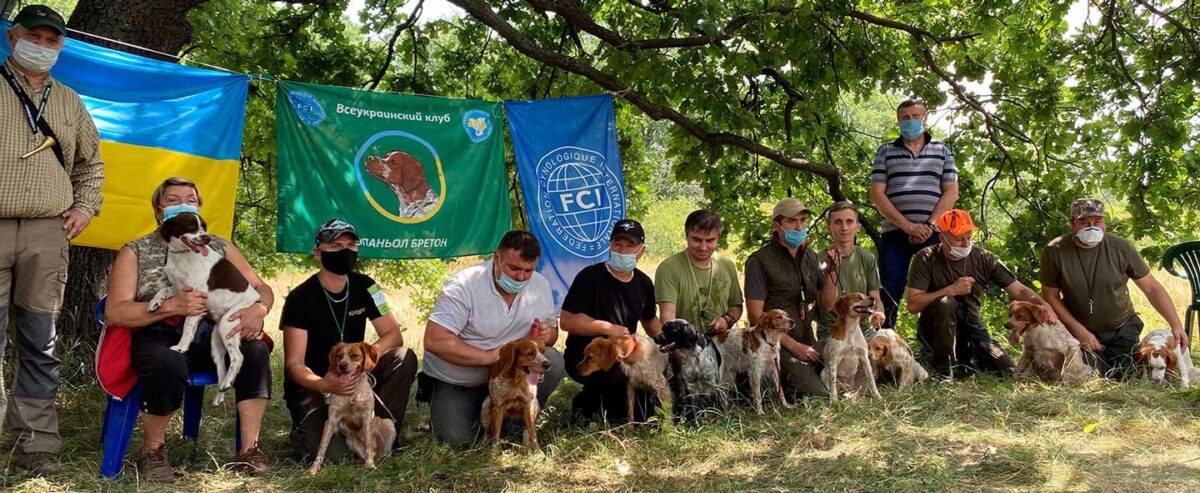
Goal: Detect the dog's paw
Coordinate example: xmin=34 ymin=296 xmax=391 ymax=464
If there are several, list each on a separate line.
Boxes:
xmin=212 ymin=392 xmax=225 ymax=407
xmin=168 ymin=344 xmax=187 ymax=353
xmin=306 ymin=465 xmax=321 ymax=476
xmin=147 ymin=299 xmax=162 ymax=313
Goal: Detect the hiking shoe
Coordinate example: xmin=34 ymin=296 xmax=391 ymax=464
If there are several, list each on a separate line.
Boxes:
xmin=136 ymin=444 xmax=177 ymax=483
xmin=226 ymin=443 xmax=269 ymax=475
xmin=13 ymin=451 xmax=61 ymax=476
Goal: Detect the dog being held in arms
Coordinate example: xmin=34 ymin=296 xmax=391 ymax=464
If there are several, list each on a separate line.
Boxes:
xmin=821 ymin=293 xmax=881 ymax=400
xmin=578 ymin=333 xmax=672 ymax=424
xmin=654 ymin=319 xmax=725 ymax=421
xmin=1004 ymin=300 xmax=1095 ymax=384
xmin=147 ymin=210 xmax=262 ymax=406
xmin=481 ymin=338 xmax=552 ymax=452
xmin=715 ymin=309 xmax=793 ymax=413
xmin=308 ymin=342 xmax=397 ymax=474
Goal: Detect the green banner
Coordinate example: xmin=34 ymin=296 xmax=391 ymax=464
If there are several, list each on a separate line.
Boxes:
xmin=276 ymin=80 xmax=510 ymax=258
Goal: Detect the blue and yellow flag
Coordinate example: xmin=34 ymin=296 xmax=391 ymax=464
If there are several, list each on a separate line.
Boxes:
xmin=1 ymin=22 xmax=248 ymax=249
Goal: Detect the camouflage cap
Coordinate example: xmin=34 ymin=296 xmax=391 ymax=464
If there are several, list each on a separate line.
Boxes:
xmin=1070 ymin=198 xmax=1105 ymax=219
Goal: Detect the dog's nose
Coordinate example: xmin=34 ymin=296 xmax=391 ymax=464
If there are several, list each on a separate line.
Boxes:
xmin=338 ymin=362 xmax=349 ymax=373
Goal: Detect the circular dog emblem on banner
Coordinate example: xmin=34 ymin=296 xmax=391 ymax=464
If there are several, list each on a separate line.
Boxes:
xmin=462 ymin=110 xmax=492 ymax=143
xmin=354 ymin=131 xmax=447 ymax=224
xmin=287 ymin=90 xmax=325 ymax=127
xmin=536 ymin=146 xmax=625 ymax=258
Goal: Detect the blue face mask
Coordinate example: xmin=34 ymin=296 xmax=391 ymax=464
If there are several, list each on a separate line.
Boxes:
xmin=899 ymin=119 xmax=924 ymax=140
xmin=783 ymin=228 xmax=809 ymax=248
xmin=161 ymin=203 xmax=200 ymax=223
xmin=497 ymin=271 xmax=530 ymax=294
xmin=607 ymin=251 xmax=639 ymax=273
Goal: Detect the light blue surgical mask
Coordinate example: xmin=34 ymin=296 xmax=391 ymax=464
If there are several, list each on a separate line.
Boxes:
xmin=161 ymin=203 xmax=200 ymax=223
xmin=899 ymin=119 xmax=924 ymax=140
xmin=782 ymin=228 xmax=809 ymax=248
xmin=607 ymin=251 xmax=638 ymax=273
xmin=497 ymin=271 xmax=530 ymax=294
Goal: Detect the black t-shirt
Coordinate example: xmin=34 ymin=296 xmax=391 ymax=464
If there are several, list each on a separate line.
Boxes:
xmin=562 ymin=262 xmax=657 ymax=353
xmin=280 ymin=272 xmax=387 ymax=401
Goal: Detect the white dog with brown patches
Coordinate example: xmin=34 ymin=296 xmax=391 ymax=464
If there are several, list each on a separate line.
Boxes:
xmin=578 ymin=333 xmax=672 ymax=424
xmin=1135 ymin=329 xmax=1198 ymax=387
xmin=821 ymin=293 xmax=881 ymax=400
xmin=147 ymin=212 xmax=262 ymax=405
xmin=715 ymin=309 xmax=793 ymax=414
xmin=1004 ymin=300 xmax=1096 ymax=384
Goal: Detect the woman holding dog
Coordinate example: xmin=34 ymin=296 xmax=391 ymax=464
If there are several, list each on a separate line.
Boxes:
xmin=104 ymin=177 xmax=275 ymax=482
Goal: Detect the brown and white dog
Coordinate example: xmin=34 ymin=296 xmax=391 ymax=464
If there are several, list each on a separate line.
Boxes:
xmin=1004 ymin=300 xmax=1096 ymax=383
xmin=364 ymin=150 xmax=439 ymax=219
xmin=715 ymin=309 xmax=793 ymax=414
xmin=1135 ymin=329 xmax=1197 ymax=387
xmin=147 ymin=212 xmax=261 ymax=406
xmin=867 ymin=329 xmax=929 ymax=389
xmin=578 ymin=333 xmax=672 ymax=424
xmin=481 ymin=338 xmax=551 ymax=452
xmin=821 ymin=294 xmax=881 ymax=400
xmin=307 ymin=342 xmax=397 ymax=475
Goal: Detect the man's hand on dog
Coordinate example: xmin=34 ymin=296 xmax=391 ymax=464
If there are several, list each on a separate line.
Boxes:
xmin=783 ymin=338 xmax=820 ymax=363
xmin=319 ymin=371 xmax=359 ymax=396
xmin=166 ymin=287 xmax=207 ymax=317
xmin=1077 ymin=331 xmax=1104 ymax=352
xmin=226 ymin=302 xmax=268 ymax=340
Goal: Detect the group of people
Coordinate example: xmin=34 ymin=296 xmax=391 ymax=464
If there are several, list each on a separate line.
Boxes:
xmin=0 ymin=4 xmax=1190 ymax=482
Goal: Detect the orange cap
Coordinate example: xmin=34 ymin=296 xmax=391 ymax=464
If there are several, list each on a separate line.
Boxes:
xmin=936 ymin=209 xmax=977 ymax=237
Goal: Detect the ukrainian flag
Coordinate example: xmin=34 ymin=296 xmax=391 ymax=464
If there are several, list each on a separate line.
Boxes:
xmin=1 ymin=21 xmax=248 ymax=249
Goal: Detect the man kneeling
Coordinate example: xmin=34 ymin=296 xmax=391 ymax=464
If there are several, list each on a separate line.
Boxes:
xmin=906 ymin=210 xmax=1056 ymax=379
xmin=422 ymin=231 xmax=565 ymax=447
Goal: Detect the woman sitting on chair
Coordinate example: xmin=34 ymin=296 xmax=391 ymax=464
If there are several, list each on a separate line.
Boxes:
xmin=104 ymin=177 xmax=274 ymax=482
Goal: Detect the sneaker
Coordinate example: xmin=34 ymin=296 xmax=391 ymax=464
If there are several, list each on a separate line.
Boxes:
xmin=136 ymin=444 xmax=177 ymax=483
xmin=226 ymin=443 xmax=269 ymax=475
xmin=13 ymin=451 xmax=61 ymax=476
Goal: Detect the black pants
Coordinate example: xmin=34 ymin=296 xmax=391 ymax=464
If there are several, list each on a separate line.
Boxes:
xmin=564 ymin=343 xmax=658 ymax=425
xmin=917 ymin=297 xmax=1015 ymax=378
xmin=1081 ymin=315 xmax=1143 ymax=380
xmin=130 ymin=320 xmax=272 ymax=416
xmin=286 ymin=347 xmax=417 ymax=462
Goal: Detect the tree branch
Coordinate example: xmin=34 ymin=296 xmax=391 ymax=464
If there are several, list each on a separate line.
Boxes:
xmin=1132 ymin=0 xmax=1199 ymax=56
xmin=847 ymin=9 xmax=979 ymax=43
xmin=366 ymin=0 xmax=425 ymax=90
xmin=447 ymin=0 xmax=843 ymax=197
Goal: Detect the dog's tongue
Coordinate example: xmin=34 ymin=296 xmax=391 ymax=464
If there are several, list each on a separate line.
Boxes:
xmin=336 ymin=372 xmax=355 ymax=384
xmin=527 ymin=372 xmax=544 ymax=385
xmin=197 ymin=244 xmax=210 ymax=257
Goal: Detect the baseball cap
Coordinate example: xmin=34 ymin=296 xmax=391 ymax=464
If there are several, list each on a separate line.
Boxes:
xmin=13 ymin=5 xmax=66 ymax=35
xmin=610 ymin=219 xmax=645 ymax=244
xmin=315 ymin=218 xmax=359 ymax=245
xmin=1070 ymin=198 xmax=1105 ymax=219
xmin=936 ymin=209 xmax=977 ymax=237
xmin=772 ymin=198 xmax=812 ymax=219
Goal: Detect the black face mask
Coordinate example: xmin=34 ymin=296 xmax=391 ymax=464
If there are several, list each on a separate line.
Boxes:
xmin=320 ymin=248 xmax=358 ymax=275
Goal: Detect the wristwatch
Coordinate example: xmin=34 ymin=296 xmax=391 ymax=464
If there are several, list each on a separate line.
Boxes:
xmin=254 ymin=300 xmax=270 ymax=311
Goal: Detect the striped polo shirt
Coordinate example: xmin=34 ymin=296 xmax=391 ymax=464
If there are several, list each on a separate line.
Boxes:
xmin=870 ymin=133 xmax=956 ymax=232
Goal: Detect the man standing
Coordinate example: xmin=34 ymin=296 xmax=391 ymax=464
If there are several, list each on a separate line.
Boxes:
xmin=0 ymin=5 xmax=104 ymax=474
xmin=743 ymin=199 xmax=827 ymax=398
xmin=906 ymin=210 xmax=1056 ymax=379
xmin=561 ymin=219 xmax=662 ymax=423
xmin=1040 ymin=198 xmax=1187 ymax=378
xmin=816 ymin=201 xmax=886 ymax=341
xmin=422 ymin=231 xmax=564 ymax=447
xmin=870 ymin=99 xmax=959 ymax=329
xmin=281 ymin=219 xmax=418 ymax=462
xmin=655 ymin=210 xmax=743 ymax=334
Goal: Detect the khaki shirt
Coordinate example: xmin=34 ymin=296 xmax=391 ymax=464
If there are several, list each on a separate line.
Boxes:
xmin=1039 ymin=234 xmax=1150 ymax=333
xmin=0 ymin=59 xmax=104 ymax=219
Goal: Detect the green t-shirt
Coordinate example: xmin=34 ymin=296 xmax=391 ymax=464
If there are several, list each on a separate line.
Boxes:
xmin=654 ymin=251 xmax=744 ymax=329
xmin=816 ymin=246 xmax=882 ymax=340
xmin=1039 ymin=234 xmax=1150 ymax=333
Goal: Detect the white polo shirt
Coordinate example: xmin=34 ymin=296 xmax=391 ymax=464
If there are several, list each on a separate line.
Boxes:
xmin=423 ymin=259 xmax=555 ymax=386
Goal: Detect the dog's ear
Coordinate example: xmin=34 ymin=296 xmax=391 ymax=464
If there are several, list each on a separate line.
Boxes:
xmin=1134 ymin=344 xmax=1154 ymax=361
xmin=329 ymin=342 xmax=346 ymax=371
xmin=398 ymin=153 xmax=426 ymax=192
xmin=361 ymin=343 xmax=380 ymax=373
xmin=869 ymin=338 xmax=890 ymax=362
xmin=1024 ymin=302 xmax=1048 ymax=325
xmin=1161 ymin=347 xmax=1178 ymax=371
xmin=1165 ymin=335 xmax=1178 ymax=351
xmin=492 ymin=341 xmax=519 ymax=379
xmin=835 ymin=296 xmax=853 ymax=316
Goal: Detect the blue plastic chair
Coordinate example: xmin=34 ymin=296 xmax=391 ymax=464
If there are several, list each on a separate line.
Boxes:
xmin=96 ymin=297 xmax=241 ymax=479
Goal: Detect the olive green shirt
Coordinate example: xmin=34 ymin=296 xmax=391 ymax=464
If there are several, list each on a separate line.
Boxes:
xmin=654 ymin=251 xmax=743 ymax=329
xmin=1039 ymin=234 xmax=1150 ymax=334
xmin=0 ymin=59 xmax=104 ymax=219
xmin=816 ymin=246 xmax=881 ymax=340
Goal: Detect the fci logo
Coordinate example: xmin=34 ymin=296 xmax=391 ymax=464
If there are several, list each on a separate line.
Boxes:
xmin=535 ymin=146 xmax=625 ymax=258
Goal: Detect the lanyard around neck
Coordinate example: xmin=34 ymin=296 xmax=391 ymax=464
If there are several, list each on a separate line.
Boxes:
xmin=1 ymin=64 xmax=51 ymax=136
